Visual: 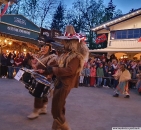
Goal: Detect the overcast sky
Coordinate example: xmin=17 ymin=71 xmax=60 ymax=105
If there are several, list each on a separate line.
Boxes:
xmin=64 ymin=0 xmax=141 ymax=14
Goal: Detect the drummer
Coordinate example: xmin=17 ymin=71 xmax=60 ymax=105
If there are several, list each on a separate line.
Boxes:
xmin=27 ymin=35 xmax=58 ymax=119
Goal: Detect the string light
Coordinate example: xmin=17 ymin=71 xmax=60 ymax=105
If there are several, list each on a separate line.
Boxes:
xmin=0 ymin=38 xmax=12 ymax=47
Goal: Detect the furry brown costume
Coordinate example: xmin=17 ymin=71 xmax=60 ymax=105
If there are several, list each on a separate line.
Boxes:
xmin=41 ymin=25 xmax=89 ymax=130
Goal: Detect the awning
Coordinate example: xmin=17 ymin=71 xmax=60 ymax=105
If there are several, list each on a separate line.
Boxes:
xmin=0 ymin=14 xmax=40 ymax=48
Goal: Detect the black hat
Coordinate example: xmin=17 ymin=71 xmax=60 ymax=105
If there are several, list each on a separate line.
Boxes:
xmin=38 ymin=35 xmax=55 ymax=45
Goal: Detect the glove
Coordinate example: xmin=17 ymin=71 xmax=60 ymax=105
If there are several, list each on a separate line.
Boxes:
xmin=45 ymin=66 xmax=53 ymax=75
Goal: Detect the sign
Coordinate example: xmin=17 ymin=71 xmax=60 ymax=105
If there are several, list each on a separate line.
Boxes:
xmin=14 ymin=17 xmax=26 ymax=25
xmin=14 ymin=70 xmax=25 ymax=81
xmin=96 ymin=34 xmax=107 ymax=44
xmin=1 ymin=14 xmax=40 ymax=32
xmin=51 ymin=29 xmax=61 ymax=37
xmin=41 ymin=28 xmax=51 ymax=37
xmin=7 ymin=26 xmax=30 ymax=35
xmin=40 ymin=28 xmax=61 ymax=38
xmin=0 ymin=22 xmax=39 ymax=40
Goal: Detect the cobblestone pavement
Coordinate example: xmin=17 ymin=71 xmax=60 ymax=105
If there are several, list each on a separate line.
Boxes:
xmin=0 ymin=78 xmax=141 ymax=130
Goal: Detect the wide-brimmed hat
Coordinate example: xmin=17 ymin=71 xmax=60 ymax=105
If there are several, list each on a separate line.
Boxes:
xmin=38 ymin=35 xmax=64 ymax=50
xmin=55 ymin=25 xmax=86 ymax=42
xmin=38 ymin=35 xmax=54 ymax=45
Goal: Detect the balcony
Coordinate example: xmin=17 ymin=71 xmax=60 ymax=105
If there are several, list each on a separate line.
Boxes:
xmin=108 ymin=39 xmax=141 ymax=48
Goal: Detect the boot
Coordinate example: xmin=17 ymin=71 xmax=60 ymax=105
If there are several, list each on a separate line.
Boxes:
xmin=124 ymin=95 xmax=130 ymax=98
xmin=27 ymin=108 xmax=40 ymax=119
xmin=52 ymin=120 xmax=61 ymax=130
xmin=55 ymin=119 xmax=71 ymax=130
xmin=113 ymin=93 xmax=119 ymax=97
xmin=60 ymin=121 xmax=71 ymax=130
xmin=39 ymin=103 xmax=47 ymax=114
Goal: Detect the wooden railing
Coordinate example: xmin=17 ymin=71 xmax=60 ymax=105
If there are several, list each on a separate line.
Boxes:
xmin=108 ymin=39 xmax=141 ymax=48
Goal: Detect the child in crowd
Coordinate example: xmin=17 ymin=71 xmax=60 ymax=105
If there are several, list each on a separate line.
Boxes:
xmin=103 ymin=64 xmax=110 ymax=88
xmin=79 ymin=67 xmax=85 ymax=86
xmin=96 ymin=63 xmax=104 ymax=87
xmin=90 ymin=65 xmax=96 ymax=87
xmin=84 ymin=65 xmax=90 ymax=87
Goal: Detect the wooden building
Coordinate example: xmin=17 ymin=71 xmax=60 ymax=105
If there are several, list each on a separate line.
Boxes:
xmin=90 ymin=8 xmax=141 ymax=60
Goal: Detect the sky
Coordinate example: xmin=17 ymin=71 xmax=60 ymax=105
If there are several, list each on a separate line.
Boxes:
xmin=64 ymin=0 xmax=141 ymax=14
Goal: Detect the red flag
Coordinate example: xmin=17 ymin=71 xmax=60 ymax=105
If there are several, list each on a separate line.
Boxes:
xmin=0 ymin=2 xmax=10 ymax=18
xmin=95 ymin=34 xmax=107 ymax=44
xmin=138 ymin=37 xmax=141 ymax=42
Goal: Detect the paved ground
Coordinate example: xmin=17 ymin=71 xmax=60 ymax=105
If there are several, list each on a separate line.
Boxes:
xmin=0 ymin=78 xmax=141 ymax=130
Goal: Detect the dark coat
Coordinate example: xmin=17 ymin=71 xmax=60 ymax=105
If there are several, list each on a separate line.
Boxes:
xmin=1 ymin=55 xmax=8 ymax=66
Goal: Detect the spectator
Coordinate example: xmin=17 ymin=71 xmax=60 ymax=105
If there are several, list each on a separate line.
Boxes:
xmin=7 ymin=53 xmax=15 ymax=79
xmin=1 ymin=53 xmax=8 ymax=78
xmin=96 ymin=63 xmax=104 ymax=87
xmin=90 ymin=65 xmax=96 ymax=87
xmin=103 ymin=64 xmax=110 ymax=88
xmin=84 ymin=65 xmax=90 ymax=87
xmin=14 ymin=53 xmax=23 ymax=73
xmin=79 ymin=67 xmax=85 ymax=86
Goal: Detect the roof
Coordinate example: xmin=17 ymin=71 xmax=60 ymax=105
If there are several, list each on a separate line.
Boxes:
xmin=89 ymin=48 xmax=141 ymax=53
xmin=91 ymin=8 xmax=141 ymax=32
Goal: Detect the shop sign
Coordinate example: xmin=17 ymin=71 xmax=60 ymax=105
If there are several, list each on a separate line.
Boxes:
xmin=14 ymin=17 xmax=26 ymax=26
xmin=7 ymin=26 xmax=30 ymax=35
xmin=0 ymin=23 xmax=38 ymax=40
xmin=1 ymin=15 xmax=40 ymax=32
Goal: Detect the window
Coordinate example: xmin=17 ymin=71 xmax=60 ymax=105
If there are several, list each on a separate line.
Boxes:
xmin=111 ymin=28 xmax=141 ymax=39
xmin=116 ymin=31 xmax=122 ymax=39
xmin=134 ymin=29 xmax=140 ymax=38
xmin=111 ymin=32 xmax=116 ymax=39
xmin=128 ymin=29 xmax=134 ymax=38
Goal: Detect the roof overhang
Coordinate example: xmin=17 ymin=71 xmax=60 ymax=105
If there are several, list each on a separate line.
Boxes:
xmin=91 ymin=8 xmax=141 ymax=32
xmin=89 ymin=48 xmax=141 ymax=53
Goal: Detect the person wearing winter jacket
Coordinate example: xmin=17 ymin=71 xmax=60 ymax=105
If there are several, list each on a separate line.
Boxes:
xmin=1 ymin=53 xmax=8 ymax=78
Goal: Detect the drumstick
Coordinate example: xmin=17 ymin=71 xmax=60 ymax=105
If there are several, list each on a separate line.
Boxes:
xmin=34 ymin=57 xmax=46 ymax=68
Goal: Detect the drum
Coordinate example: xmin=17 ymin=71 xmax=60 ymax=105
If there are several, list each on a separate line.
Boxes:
xmin=28 ymin=73 xmax=51 ymax=98
xmin=20 ymin=68 xmax=34 ymax=89
xmin=17 ymin=68 xmax=51 ymax=98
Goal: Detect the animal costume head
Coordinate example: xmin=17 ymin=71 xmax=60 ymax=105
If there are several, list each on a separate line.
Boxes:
xmin=55 ymin=25 xmax=89 ymax=72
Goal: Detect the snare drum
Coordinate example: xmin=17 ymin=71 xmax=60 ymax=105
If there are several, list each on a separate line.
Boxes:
xmin=28 ymin=73 xmax=51 ymax=98
xmin=20 ymin=68 xmax=34 ymax=89
xmin=17 ymin=68 xmax=51 ymax=98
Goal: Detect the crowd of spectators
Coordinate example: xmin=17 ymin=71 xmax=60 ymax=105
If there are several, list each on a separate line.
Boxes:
xmin=1 ymin=52 xmax=141 ymax=92
xmin=0 ymin=51 xmax=33 ymax=79
xmin=79 ymin=54 xmax=141 ymax=90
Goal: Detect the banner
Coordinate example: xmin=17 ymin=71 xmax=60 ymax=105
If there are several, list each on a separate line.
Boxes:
xmin=138 ymin=37 xmax=141 ymax=42
xmin=95 ymin=34 xmax=107 ymax=44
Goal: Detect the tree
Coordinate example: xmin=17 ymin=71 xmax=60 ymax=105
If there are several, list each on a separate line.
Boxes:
xmin=38 ymin=0 xmax=58 ymax=28
xmin=105 ymin=0 xmax=116 ymax=21
xmin=51 ymin=2 xmax=65 ymax=32
xmin=8 ymin=0 xmax=58 ymax=27
xmin=72 ymin=0 xmax=105 ymax=49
